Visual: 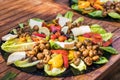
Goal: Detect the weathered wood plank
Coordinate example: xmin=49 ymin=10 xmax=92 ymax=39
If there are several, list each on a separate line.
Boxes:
xmin=0 ymin=0 xmax=120 ymax=80
xmin=14 ymin=72 xmax=32 ymax=80
xmin=0 ymin=0 xmax=25 ymax=11
xmin=0 ymin=62 xmax=10 ymax=73
xmin=0 ymin=1 xmax=28 ymax=18
xmin=0 ymin=67 xmax=21 ymax=78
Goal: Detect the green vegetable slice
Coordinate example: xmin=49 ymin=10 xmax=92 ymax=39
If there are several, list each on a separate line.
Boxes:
xmin=0 ymin=72 xmax=17 ymax=80
xmin=64 ymin=11 xmax=73 ymax=22
xmin=94 ymin=57 xmax=108 ymax=64
xmin=100 ymin=47 xmax=118 ymax=54
xmin=19 ymin=23 xmax=24 ymax=28
xmin=73 ymin=17 xmax=84 ymax=23
xmin=71 ymin=4 xmax=80 ymax=11
xmin=108 ymin=12 xmax=120 ymax=19
xmin=49 ymin=40 xmax=61 ymax=49
xmin=44 ymin=64 xmax=66 ymax=76
xmin=1 ymin=39 xmax=36 ymax=53
xmin=88 ymin=10 xmax=103 ymax=18
xmin=70 ymin=60 xmax=86 ymax=71
xmin=91 ymin=24 xmax=113 ymax=41
xmin=90 ymin=24 xmax=106 ymax=34
xmin=14 ymin=59 xmax=40 ymax=68
xmin=101 ymin=33 xmax=113 ymax=41
xmin=56 ymin=13 xmax=63 ymax=19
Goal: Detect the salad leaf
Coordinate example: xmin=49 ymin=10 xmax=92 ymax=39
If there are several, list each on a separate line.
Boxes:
xmin=64 ymin=11 xmax=73 ymax=22
xmin=29 ymin=18 xmax=44 ymax=29
xmin=100 ymin=47 xmax=118 ymax=54
xmin=1 ymin=39 xmax=36 ymax=53
xmin=72 ymin=0 xmax=78 ymax=3
xmin=88 ymin=10 xmax=103 ymax=18
xmin=11 ymin=29 xmax=17 ymax=35
xmin=108 ymin=12 xmax=120 ymax=19
xmin=91 ymin=24 xmax=113 ymax=41
xmin=19 ymin=23 xmax=24 ymax=28
xmin=7 ymin=52 xmax=26 ymax=65
xmin=73 ymin=17 xmax=84 ymax=23
xmin=56 ymin=13 xmax=63 ymax=19
xmin=0 ymin=72 xmax=17 ymax=80
xmin=14 ymin=59 xmax=40 ymax=68
xmin=44 ymin=64 xmax=66 ymax=76
xmin=70 ymin=60 xmax=87 ymax=71
xmin=90 ymin=24 xmax=106 ymax=34
xmin=101 ymin=33 xmax=113 ymax=41
xmin=94 ymin=57 xmax=108 ymax=64
xmin=49 ymin=40 xmax=61 ymax=49
xmin=71 ymin=4 xmax=80 ymax=11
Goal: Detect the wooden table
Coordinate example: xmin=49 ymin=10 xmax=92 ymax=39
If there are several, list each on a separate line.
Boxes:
xmin=0 ymin=0 xmax=120 ymax=80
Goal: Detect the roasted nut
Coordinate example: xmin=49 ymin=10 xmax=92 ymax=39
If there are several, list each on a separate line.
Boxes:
xmin=84 ymin=57 xmax=92 ymax=66
xmin=39 ymin=44 xmax=46 ymax=51
xmin=76 ymin=51 xmax=81 ymax=58
xmin=87 ymin=46 xmax=92 ymax=50
xmin=89 ymin=50 xmax=94 ymax=57
xmin=43 ymin=55 xmax=50 ymax=63
xmin=93 ymin=50 xmax=97 ymax=55
xmin=43 ymin=49 xmax=50 ymax=55
xmin=33 ymin=25 xmax=39 ymax=31
xmin=32 ymin=57 xmax=38 ymax=61
xmin=45 ymin=43 xmax=50 ymax=49
xmin=27 ymin=50 xmax=36 ymax=55
xmin=92 ymin=45 xmax=98 ymax=50
xmin=37 ymin=63 xmax=44 ymax=69
xmin=76 ymin=42 xmax=82 ymax=48
xmin=37 ymin=53 xmax=44 ymax=60
xmin=33 ymin=46 xmax=39 ymax=53
xmin=82 ymin=50 xmax=89 ymax=57
xmin=74 ymin=58 xmax=80 ymax=66
xmin=92 ymin=55 xmax=99 ymax=61
xmin=39 ymin=39 xmax=47 ymax=44
xmin=84 ymin=39 xmax=90 ymax=45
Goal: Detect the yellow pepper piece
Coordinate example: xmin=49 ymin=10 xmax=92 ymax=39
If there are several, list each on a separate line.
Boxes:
xmin=93 ymin=4 xmax=103 ymax=10
xmin=78 ymin=36 xmax=91 ymax=42
xmin=78 ymin=1 xmax=90 ymax=9
xmin=68 ymin=51 xmax=75 ymax=60
xmin=48 ymin=54 xmax=63 ymax=68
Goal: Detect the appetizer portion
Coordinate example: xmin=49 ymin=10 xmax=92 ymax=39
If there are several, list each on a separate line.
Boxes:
xmin=71 ymin=0 xmax=120 ymax=20
xmin=1 ymin=11 xmax=118 ymax=76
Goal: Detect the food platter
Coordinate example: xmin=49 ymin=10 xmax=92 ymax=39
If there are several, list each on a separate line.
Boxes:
xmin=70 ymin=0 xmax=120 ymax=21
xmin=0 ymin=0 xmax=120 ymax=80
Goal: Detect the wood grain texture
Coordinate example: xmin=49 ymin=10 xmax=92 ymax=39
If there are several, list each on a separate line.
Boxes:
xmin=0 ymin=0 xmax=120 ymax=80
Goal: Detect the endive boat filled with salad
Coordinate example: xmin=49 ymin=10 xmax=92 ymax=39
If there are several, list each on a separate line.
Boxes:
xmin=71 ymin=0 xmax=120 ymax=20
xmin=1 ymin=11 xmax=118 ymax=76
